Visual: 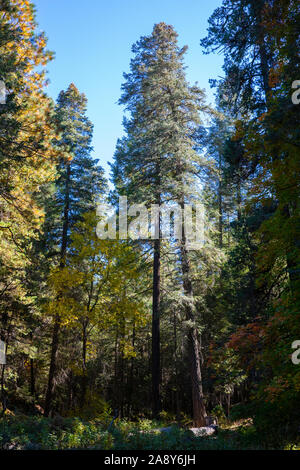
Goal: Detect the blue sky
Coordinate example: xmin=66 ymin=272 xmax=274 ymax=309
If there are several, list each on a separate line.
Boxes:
xmin=34 ymin=0 xmax=224 ymax=178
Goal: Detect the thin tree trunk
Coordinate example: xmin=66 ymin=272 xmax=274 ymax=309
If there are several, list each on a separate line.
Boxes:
xmin=227 ymin=214 xmax=230 ymax=246
xmin=120 ymin=350 xmax=124 ymax=418
xmin=218 ymin=177 xmax=223 ymax=248
xmin=173 ymin=310 xmax=180 ymax=420
xmin=283 ymin=203 xmax=300 ymax=289
xmin=44 ymin=313 xmax=60 ymax=416
xmin=44 ymin=161 xmax=71 ymax=417
xmin=113 ymin=332 xmax=119 ymax=409
xmin=227 ymin=393 xmax=231 ymax=417
xmin=128 ymin=323 xmax=135 ymax=417
xmin=1 ymin=313 xmax=9 ymax=415
xmin=29 ymin=331 xmax=35 ymax=397
xmin=0 ymin=341 xmax=8 ymax=416
xmin=30 ymin=359 xmax=35 ymax=397
xmin=1 ymin=364 xmax=6 ymax=416
xmin=152 ymin=236 xmax=161 ymax=418
xmin=80 ymin=320 xmax=88 ymax=408
xmin=67 ymin=370 xmax=74 ymax=412
xmin=119 ymin=315 xmax=125 ymax=418
xmin=237 ymin=178 xmax=242 ymax=222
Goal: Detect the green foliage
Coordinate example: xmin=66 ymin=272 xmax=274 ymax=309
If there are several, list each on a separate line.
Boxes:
xmin=0 ymin=0 xmax=299 ymax=451
xmin=0 ymin=412 xmax=295 ymax=450
xmin=67 ymin=392 xmax=112 ymax=422
xmin=0 ymin=415 xmax=113 ymax=450
xmin=252 ymin=400 xmax=300 ymax=449
xmin=229 ymin=403 xmax=256 ymax=422
xmin=211 ymin=405 xmax=227 ymax=425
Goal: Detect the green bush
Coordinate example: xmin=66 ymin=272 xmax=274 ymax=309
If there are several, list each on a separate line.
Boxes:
xmin=0 ymin=415 xmax=113 ymax=450
xmin=67 ymin=391 xmax=112 ymax=423
xmin=252 ymin=400 xmax=300 ymax=449
xmin=211 ymin=405 xmax=227 ymax=425
xmin=229 ymin=402 xmax=256 ymax=422
xmin=0 ymin=414 xmax=285 ymax=450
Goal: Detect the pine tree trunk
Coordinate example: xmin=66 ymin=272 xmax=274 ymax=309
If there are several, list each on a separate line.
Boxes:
xmin=152 ymin=236 xmax=161 ymax=418
xmin=44 ymin=162 xmax=71 ymax=417
xmin=44 ymin=314 xmax=60 ymax=416
xmin=251 ymin=0 xmax=270 ymax=105
xmin=30 ymin=358 xmax=35 ymax=397
xmin=128 ymin=323 xmax=135 ymax=417
xmin=80 ymin=321 xmax=88 ymax=408
xmin=180 ymin=223 xmax=207 ymax=427
xmin=0 ymin=314 xmax=9 ymax=415
xmin=218 ymin=177 xmax=223 ymax=248
xmin=173 ymin=310 xmax=180 ymax=420
xmin=188 ymin=326 xmax=207 ymax=426
xmin=283 ymin=203 xmax=300 ymax=289
xmin=237 ymin=178 xmax=242 ymax=222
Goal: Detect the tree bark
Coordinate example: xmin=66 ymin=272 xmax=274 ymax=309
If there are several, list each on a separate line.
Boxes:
xmin=283 ymin=203 xmax=300 ymax=289
xmin=44 ymin=161 xmax=71 ymax=417
xmin=80 ymin=320 xmax=88 ymax=408
xmin=44 ymin=314 xmax=60 ymax=416
xmin=180 ymin=218 xmax=207 ymax=427
xmin=218 ymin=176 xmax=223 ymax=248
xmin=173 ymin=310 xmax=180 ymax=420
xmin=237 ymin=178 xmax=242 ymax=222
xmin=128 ymin=323 xmax=135 ymax=417
xmin=152 ymin=236 xmax=161 ymax=418
xmin=30 ymin=358 xmax=35 ymax=397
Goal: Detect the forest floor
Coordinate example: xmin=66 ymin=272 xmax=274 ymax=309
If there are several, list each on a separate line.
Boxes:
xmin=0 ymin=412 xmax=290 ymax=450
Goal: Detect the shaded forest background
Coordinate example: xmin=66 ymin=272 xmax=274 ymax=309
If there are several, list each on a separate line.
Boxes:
xmin=0 ymin=0 xmax=299 ymax=449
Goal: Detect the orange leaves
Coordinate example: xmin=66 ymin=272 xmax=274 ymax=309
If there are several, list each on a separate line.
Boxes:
xmin=257 ymin=112 xmax=267 ymax=122
xmin=6 ymin=0 xmax=54 ymax=82
xmin=268 ymin=62 xmax=284 ymax=89
xmin=264 ymin=377 xmax=289 ymax=403
xmin=0 ymin=0 xmax=60 ymax=279
xmin=228 ymin=322 xmax=264 ymax=347
xmin=227 ymin=321 xmax=265 ymax=371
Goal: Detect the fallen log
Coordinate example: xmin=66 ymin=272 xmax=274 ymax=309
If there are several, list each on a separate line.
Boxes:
xmin=189 ymin=425 xmax=218 ymax=437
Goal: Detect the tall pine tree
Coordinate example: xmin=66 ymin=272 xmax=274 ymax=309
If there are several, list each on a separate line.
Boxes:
xmin=112 ymin=23 xmax=212 ymax=424
xmin=44 ymin=84 xmax=106 ymax=416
